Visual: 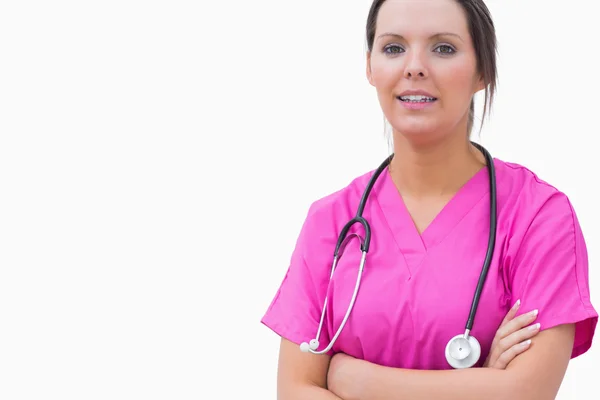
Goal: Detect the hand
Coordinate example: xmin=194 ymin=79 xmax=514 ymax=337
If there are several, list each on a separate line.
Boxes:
xmin=483 ymin=300 xmax=541 ymax=369
xmin=327 ymin=353 xmax=365 ymax=400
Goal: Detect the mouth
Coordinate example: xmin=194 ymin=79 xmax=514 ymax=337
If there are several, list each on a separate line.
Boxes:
xmin=397 ymin=95 xmax=438 ymax=103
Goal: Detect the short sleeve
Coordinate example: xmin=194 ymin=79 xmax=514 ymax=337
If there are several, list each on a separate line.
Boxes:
xmin=508 ymin=192 xmax=598 ymax=358
xmin=261 ymin=203 xmax=334 ymax=352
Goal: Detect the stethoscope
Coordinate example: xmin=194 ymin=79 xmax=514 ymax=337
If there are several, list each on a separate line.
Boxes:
xmin=300 ymin=142 xmax=498 ymax=369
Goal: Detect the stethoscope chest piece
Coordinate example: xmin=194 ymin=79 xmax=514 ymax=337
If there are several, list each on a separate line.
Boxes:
xmin=445 ymin=333 xmax=481 ymax=369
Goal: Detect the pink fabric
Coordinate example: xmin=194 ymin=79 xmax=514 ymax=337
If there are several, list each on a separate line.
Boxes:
xmin=261 ymin=158 xmax=598 ymax=369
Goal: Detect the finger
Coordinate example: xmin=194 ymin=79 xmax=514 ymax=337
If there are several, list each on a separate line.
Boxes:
xmin=494 ymin=339 xmax=532 ymax=369
xmin=499 ymin=299 xmax=521 ymax=327
xmin=488 ymin=319 xmax=540 ymax=368
xmin=488 ymin=301 xmax=522 ymax=362
xmin=495 ymin=309 xmax=539 ymax=340
xmin=498 ymin=322 xmax=541 ymax=353
xmin=488 ymin=305 xmax=537 ymax=367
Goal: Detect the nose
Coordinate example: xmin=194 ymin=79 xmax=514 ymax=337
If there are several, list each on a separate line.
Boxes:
xmin=406 ymin=69 xmax=426 ymax=78
xmin=404 ymin=51 xmax=428 ymax=79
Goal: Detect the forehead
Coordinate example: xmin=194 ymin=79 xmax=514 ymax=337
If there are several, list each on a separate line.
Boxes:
xmin=376 ymin=0 xmax=469 ymax=38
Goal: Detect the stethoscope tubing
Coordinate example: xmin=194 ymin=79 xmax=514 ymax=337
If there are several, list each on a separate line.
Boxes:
xmin=301 ymin=142 xmax=497 ymax=368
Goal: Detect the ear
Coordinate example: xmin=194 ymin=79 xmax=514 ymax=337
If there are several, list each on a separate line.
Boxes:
xmin=474 ymin=74 xmax=486 ymax=93
xmin=366 ymin=52 xmax=375 ymax=86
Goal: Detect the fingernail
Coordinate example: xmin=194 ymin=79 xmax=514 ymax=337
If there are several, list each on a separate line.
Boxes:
xmin=529 ymin=309 xmax=539 ymax=317
xmin=521 ymin=339 xmax=532 ymax=347
xmin=512 ymin=299 xmax=521 ymax=310
xmin=529 ymin=323 xmax=541 ymax=331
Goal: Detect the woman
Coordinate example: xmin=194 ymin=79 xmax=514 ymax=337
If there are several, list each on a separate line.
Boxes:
xmin=261 ymin=0 xmax=597 ymax=399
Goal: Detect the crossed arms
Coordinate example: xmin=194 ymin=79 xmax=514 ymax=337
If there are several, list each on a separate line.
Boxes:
xmin=276 ymin=322 xmax=575 ymax=400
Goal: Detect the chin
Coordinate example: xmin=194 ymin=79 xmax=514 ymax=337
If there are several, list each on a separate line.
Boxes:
xmin=391 ymin=120 xmax=442 ymax=142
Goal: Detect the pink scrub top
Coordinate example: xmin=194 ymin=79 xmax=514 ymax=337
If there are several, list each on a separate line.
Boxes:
xmin=261 ymin=158 xmax=598 ymax=369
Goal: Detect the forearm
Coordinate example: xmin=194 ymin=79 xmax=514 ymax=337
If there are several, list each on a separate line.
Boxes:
xmin=281 ymin=384 xmax=343 ymax=400
xmin=360 ymin=364 xmax=520 ymax=400
xmin=329 ymin=325 xmax=573 ymax=400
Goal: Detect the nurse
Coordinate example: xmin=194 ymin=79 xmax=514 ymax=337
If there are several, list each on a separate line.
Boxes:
xmin=261 ymin=0 xmax=598 ymax=399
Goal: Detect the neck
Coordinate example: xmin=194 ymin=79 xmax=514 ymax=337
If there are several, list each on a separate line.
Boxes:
xmin=389 ymin=132 xmax=486 ymax=199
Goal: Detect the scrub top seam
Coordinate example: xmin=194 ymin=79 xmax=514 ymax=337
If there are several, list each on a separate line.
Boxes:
xmin=422 ymin=189 xmax=490 ymax=254
xmin=503 ymin=162 xmax=563 ymax=194
xmin=508 ymin=192 xmax=568 ymax=303
xmin=509 ymin=197 xmax=551 ymax=301
xmin=404 ymin=189 xmax=490 ymax=276
xmin=566 ymin=196 xmax=588 ymax=311
xmin=371 ymin=174 xmax=413 ymax=277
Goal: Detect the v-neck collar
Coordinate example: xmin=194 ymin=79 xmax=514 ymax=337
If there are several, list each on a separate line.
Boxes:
xmin=372 ymin=160 xmax=494 ymax=272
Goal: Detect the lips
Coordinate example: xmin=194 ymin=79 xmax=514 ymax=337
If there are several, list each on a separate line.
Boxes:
xmin=397 ymin=90 xmax=438 ymax=103
xmin=397 ymin=94 xmax=438 ymax=110
xmin=398 ymin=95 xmax=437 ymax=102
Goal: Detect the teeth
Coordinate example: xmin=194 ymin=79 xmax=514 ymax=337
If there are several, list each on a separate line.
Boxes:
xmin=400 ymin=95 xmax=435 ymax=102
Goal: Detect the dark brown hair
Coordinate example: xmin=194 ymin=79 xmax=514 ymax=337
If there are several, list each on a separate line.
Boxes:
xmin=366 ymin=0 xmax=498 ymax=135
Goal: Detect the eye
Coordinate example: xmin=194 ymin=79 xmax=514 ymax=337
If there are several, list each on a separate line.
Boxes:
xmin=434 ymin=44 xmax=456 ymax=55
xmin=383 ymin=44 xmax=404 ymax=55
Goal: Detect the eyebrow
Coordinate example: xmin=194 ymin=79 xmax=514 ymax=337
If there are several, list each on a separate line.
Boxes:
xmin=377 ymin=32 xmax=464 ymax=43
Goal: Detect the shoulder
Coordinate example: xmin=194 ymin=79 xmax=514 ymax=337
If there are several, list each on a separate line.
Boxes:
xmin=292 ymin=168 xmax=376 ymax=260
xmin=494 ymin=158 xmax=577 ymax=224
xmin=287 ymin=169 xmax=377 ymax=279
xmin=494 ymin=158 xmax=584 ymax=264
xmin=304 ymin=169 xmax=375 ymax=229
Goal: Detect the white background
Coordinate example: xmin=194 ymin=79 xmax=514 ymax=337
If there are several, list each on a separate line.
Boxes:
xmin=0 ymin=0 xmax=598 ymax=399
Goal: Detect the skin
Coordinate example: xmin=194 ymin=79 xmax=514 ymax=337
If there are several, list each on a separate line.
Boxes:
xmin=275 ymin=1 xmax=576 ymax=399
xmin=325 ymin=300 xmax=572 ymax=400
xmin=368 ymin=0 xmax=486 ymax=208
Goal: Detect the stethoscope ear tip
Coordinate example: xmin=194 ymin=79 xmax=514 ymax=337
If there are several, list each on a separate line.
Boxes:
xmin=299 ymin=339 xmax=320 ymax=353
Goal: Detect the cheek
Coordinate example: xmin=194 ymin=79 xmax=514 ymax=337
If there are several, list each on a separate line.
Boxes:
xmin=371 ymin=59 xmax=402 ymax=91
xmin=438 ymin=62 xmax=478 ymax=100
xmin=371 ymin=63 xmax=402 ymax=112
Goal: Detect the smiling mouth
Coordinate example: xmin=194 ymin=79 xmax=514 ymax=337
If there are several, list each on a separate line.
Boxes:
xmin=397 ymin=95 xmax=438 ymax=103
